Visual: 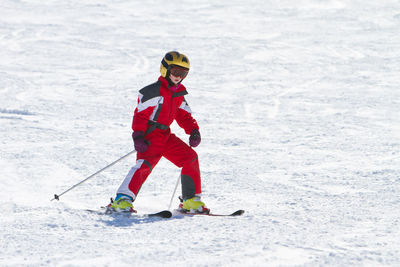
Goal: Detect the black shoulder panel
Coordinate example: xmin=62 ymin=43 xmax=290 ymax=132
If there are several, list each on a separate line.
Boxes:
xmin=139 ymin=81 xmax=161 ymax=102
xmin=172 ymin=90 xmax=188 ymax=98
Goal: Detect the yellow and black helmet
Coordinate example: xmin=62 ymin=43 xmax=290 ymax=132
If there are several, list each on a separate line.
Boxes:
xmin=160 ymin=51 xmax=190 ymax=78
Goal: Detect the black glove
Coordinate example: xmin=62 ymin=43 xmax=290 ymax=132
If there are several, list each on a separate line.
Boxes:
xmin=132 ymin=131 xmax=149 ymax=153
xmin=189 ymin=129 xmax=201 ymax=147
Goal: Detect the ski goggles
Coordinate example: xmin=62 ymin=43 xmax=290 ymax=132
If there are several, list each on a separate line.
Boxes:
xmin=169 ymin=65 xmax=189 ymax=78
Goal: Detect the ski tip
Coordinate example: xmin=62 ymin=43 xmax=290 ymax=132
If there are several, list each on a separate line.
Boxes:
xmin=231 ymin=210 xmax=245 ymax=216
xmin=162 ymin=210 xmax=173 ymax=218
xmin=149 ymin=210 xmax=172 ymax=218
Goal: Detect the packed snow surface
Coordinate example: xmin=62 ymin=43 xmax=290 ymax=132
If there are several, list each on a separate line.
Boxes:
xmin=1 ymin=0 xmax=400 ymax=266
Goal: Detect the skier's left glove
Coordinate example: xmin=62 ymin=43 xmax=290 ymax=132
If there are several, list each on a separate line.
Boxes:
xmin=132 ymin=131 xmax=149 ymax=153
xmin=189 ymin=129 xmax=201 ymax=147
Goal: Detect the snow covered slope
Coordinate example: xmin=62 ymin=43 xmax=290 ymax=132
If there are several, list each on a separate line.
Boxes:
xmin=1 ymin=0 xmax=400 ymax=266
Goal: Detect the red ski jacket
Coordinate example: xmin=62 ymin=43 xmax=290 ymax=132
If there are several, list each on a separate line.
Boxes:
xmin=132 ymin=76 xmax=199 ymax=136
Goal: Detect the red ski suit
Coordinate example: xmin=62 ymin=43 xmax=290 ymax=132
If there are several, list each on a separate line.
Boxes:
xmin=117 ymin=76 xmax=201 ymax=200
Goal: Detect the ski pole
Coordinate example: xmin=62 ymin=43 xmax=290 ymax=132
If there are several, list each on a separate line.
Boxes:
xmin=168 ymin=174 xmax=181 ymax=210
xmin=51 ymin=149 xmax=136 ymax=201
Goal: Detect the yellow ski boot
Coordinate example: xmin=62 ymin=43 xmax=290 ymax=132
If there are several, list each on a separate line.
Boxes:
xmin=106 ymin=194 xmax=136 ymax=213
xmin=180 ymin=196 xmax=210 ymax=214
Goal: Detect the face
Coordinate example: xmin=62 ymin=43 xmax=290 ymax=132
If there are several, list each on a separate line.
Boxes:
xmin=168 ymin=65 xmax=189 ymax=85
xmin=169 ymin=73 xmax=183 ymax=85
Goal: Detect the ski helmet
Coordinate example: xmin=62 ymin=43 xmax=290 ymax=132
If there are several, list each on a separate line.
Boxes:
xmin=160 ymin=51 xmax=190 ymax=78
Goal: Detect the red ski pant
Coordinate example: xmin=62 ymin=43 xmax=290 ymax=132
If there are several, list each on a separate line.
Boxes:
xmin=117 ymin=131 xmax=201 ymax=200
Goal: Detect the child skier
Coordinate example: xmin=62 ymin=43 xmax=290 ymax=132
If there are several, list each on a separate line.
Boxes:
xmin=108 ymin=51 xmax=209 ymax=214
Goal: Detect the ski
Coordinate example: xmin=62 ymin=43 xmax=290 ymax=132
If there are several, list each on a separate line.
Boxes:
xmin=86 ymin=208 xmax=172 ymax=218
xmin=175 ymin=209 xmax=245 ymax=217
xmin=146 ymin=210 xmax=173 ymax=218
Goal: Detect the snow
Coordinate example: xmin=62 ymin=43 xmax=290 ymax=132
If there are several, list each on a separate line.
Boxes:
xmin=1 ymin=0 xmax=400 ymax=266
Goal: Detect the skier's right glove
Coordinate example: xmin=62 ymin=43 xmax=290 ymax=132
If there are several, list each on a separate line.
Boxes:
xmin=132 ymin=131 xmax=149 ymax=153
xmin=189 ymin=129 xmax=201 ymax=147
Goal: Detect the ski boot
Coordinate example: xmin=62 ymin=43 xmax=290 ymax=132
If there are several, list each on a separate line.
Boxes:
xmin=179 ymin=196 xmax=210 ymax=214
xmin=106 ymin=194 xmax=137 ymax=214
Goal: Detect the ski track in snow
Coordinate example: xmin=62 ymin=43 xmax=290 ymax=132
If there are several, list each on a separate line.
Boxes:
xmin=1 ymin=0 xmax=400 ymax=266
